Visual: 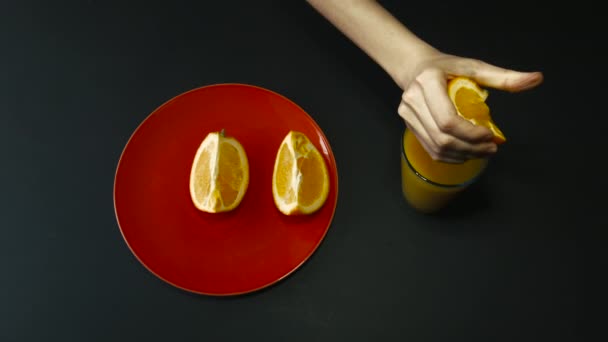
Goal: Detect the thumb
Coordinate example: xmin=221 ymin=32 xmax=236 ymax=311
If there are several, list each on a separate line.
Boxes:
xmin=449 ymin=58 xmax=543 ymax=92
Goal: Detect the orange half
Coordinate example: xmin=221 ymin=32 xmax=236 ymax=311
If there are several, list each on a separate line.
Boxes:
xmin=189 ymin=130 xmax=249 ymax=213
xmin=272 ymin=131 xmax=329 ymax=215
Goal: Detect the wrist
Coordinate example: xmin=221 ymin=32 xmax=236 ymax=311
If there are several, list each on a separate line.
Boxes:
xmin=390 ymin=45 xmax=442 ymax=90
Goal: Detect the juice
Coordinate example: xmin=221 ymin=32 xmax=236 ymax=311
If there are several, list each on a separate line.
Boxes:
xmin=401 ymin=129 xmax=488 ymax=213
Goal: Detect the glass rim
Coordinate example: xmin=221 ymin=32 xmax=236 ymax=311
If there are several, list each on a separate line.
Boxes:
xmin=401 ymin=129 xmax=487 ymax=189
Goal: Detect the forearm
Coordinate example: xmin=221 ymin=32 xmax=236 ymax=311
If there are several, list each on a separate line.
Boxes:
xmin=306 ymin=0 xmax=438 ymax=88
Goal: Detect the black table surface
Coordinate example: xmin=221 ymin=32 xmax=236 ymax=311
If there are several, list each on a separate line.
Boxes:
xmin=3 ymin=1 xmax=599 ymax=341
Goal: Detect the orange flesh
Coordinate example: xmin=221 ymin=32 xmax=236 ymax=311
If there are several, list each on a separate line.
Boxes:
xmin=192 ymin=144 xmax=213 ymax=204
xmin=217 ymin=142 xmax=242 ymax=206
xmin=298 ymin=154 xmax=325 ymax=206
xmin=275 ymin=143 xmax=295 ymax=204
xmin=454 ymin=87 xmax=505 ymax=144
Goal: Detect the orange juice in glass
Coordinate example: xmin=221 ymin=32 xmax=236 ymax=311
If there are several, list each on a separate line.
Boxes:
xmin=400 ymin=128 xmax=488 ymax=213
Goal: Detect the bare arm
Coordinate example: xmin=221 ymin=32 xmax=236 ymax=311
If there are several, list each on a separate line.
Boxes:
xmin=307 ymin=0 xmax=543 ymax=163
xmin=306 ymin=0 xmax=436 ymax=88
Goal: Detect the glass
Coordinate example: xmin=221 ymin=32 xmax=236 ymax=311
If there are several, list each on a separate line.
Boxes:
xmin=401 ymin=128 xmax=488 ymax=213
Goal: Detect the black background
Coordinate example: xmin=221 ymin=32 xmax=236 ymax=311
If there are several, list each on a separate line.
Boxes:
xmin=2 ymin=1 xmax=599 ymax=341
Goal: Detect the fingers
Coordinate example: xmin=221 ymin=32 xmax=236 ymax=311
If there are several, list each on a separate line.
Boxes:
xmin=399 ymin=78 xmax=497 ymax=163
xmin=399 ymin=102 xmax=466 ymax=164
xmin=444 ymin=58 xmax=544 ymax=92
xmin=418 ymin=69 xmax=494 ymax=143
xmin=399 ymin=103 xmax=466 ymax=163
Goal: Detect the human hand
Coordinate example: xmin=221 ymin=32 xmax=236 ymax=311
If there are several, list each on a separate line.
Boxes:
xmin=397 ymin=51 xmax=543 ymax=163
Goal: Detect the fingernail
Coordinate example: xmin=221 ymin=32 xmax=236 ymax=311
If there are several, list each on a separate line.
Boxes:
xmin=516 ymin=72 xmax=543 ymax=91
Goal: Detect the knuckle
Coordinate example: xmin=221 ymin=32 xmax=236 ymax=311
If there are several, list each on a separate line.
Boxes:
xmin=436 ymin=117 xmax=457 ymax=133
xmin=430 ymin=155 xmax=441 ymax=162
xmin=429 ymin=152 xmax=445 ymax=163
xmin=397 ymin=103 xmax=408 ymax=118
xmin=409 ymin=79 xmax=423 ymax=91
xmin=401 ymin=86 xmax=419 ymax=104
xmin=464 ymin=58 xmax=484 ymax=75
xmin=436 ymin=134 xmax=455 ymax=150
xmin=415 ymin=68 xmax=441 ymax=83
xmin=414 ymin=72 xmax=428 ymax=84
xmin=466 ymin=58 xmax=483 ymax=68
xmin=426 ymin=149 xmax=439 ymax=161
xmin=428 ymin=142 xmax=443 ymax=156
xmin=397 ymin=102 xmax=406 ymax=112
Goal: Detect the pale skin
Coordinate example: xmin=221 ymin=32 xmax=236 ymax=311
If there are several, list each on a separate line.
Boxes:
xmin=306 ymin=0 xmax=543 ymax=163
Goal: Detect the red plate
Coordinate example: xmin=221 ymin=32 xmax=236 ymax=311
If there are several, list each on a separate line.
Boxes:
xmin=113 ymin=84 xmax=338 ymax=296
